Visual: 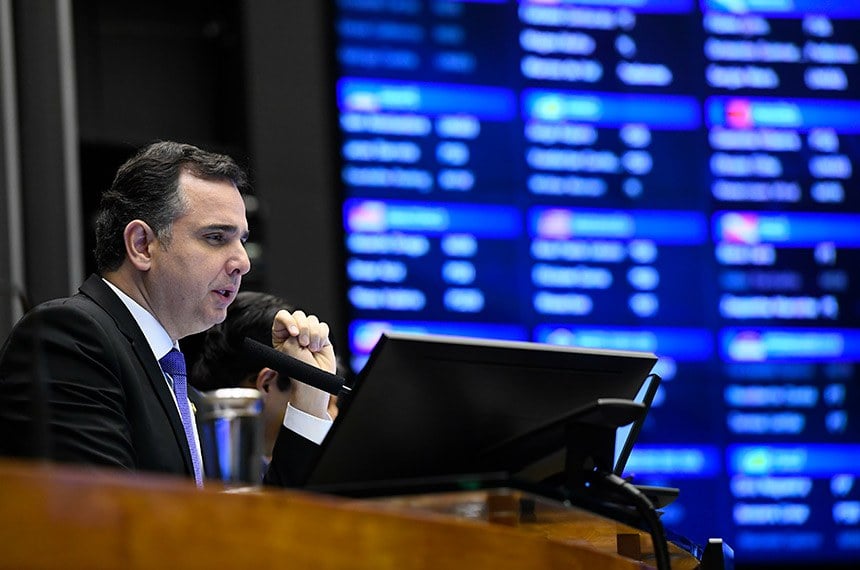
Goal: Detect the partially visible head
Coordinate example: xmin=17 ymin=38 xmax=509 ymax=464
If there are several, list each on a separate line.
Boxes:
xmin=190 ymin=291 xmax=293 ymax=392
xmin=94 ymin=140 xmax=248 ymax=273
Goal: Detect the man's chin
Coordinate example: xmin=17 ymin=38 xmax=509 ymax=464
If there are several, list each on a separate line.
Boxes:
xmin=210 ymin=307 xmax=229 ymax=326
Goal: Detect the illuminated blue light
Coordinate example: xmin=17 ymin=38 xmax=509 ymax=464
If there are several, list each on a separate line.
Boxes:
xmin=617 ymin=61 xmax=673 ymax=86
xmin=346 ymin=233 xmax=430 ymax=257
xmin=441 ymin=260 xmax=476 ymax=285
xmin=712 ymin=180 xmax=801 ymax=202
xmin=336 ymin=0 xmax=421 ymax=14
xmin=521 ymin=56 xmax=604 ymax=83
xmin=627 ymin=266 xmax=660 ymax=290
xmin=528 ymin=174 xmax=608 ymax=197
xmin=436 ymin=141 xmax=470 ymax=166
xmin=347 ymin=258 xmax=408 ymax=283
xmin=520 ymin=29 xmax=596 ymax=56
xmin=823 ymin=384 xmax=847 ymax=407
xmin=709 ymin=127 xmax=800 ymax=151
xmin=620 ymin=124 xmax=651 ymax=147
xmin=433 ymin=25 xmax=465 ymax=45
xmin=531 ymin=264 xmax=613 ymax=289
xmin=806 ymin=67 xmax=849 ymax=91
xmin=440 ymin=234 xmax=478 ymax=257
xmin=809 ymin=154 xmax=852 ymax=179
xmin=724 ymin=385 xmax=818 ymax=408
xmin=720 ymin=328 xmax=860 ymax=362
xmin=339 ymin=77 xmax=516 ymax=119
xmin=623 ymin=445 xmax=722 ymax=477
xmin=728 ymin=444 xmax=860 ymax=476
xmin=523 ymin=89 xmax=700 ymax=129
xmin=524 ymin=0 xmax=694 ymax=12
xmin=436 ymin=115 xmax=481 ymax=138
xmin=706 ymin=63 xmax=780 ymax=90
xmin=710 ymin=152 xmax=782 ymax=178
xmin=348 ymin=320 xmax=528 ymax=355
xmin=437 ymin=169 xmax=475 ymax=191
xmin=713 ymin=211 xmax=860 ymax=247
xmin=735 ymin=531 xmax=823 ymax=553
xmin=831 ymin=474 xmax=855 ymax=498
xmin=529 ymin=207 xmax=707 ymax=244
xmin=343 ymin=139 xmax=421 ymax=163
xmin=826 ymin=410 xmax=848 ymax=434
xmin=434 ymin=51 xmax=476 ymax=74
xmin=707 ymin=97 xmax=860 ymax=132
xmin=702 ymin=0 xmax=860 ymax=17
xmin=342 ymin=166 xmax=433 ymax=191
xmin=348 ymin=286 xmax=426 ymax=311
xmin=727 ymin=411 xmax=806 ymax=435
xmin=345 ymin=199 xmax=522 ymax=237
xmin=531 ymin=239 xmax=627 ymax=262
xmin=525 ymin=122 xmax=597 ymax=145
xmin=629 ymin=292 xmax=659 ymax=317
xmin=837 ymin=530 xmax=860 ymax=550
xmin=526 ymin=147 xmax=619 ymax=173
xmin=340 ymin=112 xmax=431 ymax=136
xmin=336 ymin=19 xmax=424 ymax=42
xmin=443 ymin=288 xmax=485 ymax=313
xmin=719 ymin=293 xmax=839 ymax=320
xmin=834 ymin=502 xmax=860 ymax=525
xmin=535 ymin=326 xmax=714 ymax=360
xmin=338 ymin=47 xmax=420 ymax=70
xmin=731 ymin=476 xmax=813 ymax=500
xmin=734 ymin=502 xmax=810 ymax=525
xmin=533 ymin=291 xmax=594 ymax=315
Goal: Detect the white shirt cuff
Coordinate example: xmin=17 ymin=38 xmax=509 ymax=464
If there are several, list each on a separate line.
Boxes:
xmin=283 ymin=402 xmax=333 ymax=445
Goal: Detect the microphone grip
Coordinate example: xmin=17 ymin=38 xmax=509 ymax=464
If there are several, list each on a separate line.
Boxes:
xmin=241 ymin=337 xmax=345 ymax=396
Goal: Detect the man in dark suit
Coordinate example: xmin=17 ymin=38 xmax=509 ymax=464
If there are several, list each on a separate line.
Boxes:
xmin=0 ymin=141 xmax=333 ymax=486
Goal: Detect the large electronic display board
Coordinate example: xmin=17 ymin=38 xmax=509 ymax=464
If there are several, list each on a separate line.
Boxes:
xmin=329 ymin=0 xmax=860 ymax=564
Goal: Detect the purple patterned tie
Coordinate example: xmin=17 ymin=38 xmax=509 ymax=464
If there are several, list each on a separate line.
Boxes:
xmin=159 ymin=349 xmax=203 ymax=487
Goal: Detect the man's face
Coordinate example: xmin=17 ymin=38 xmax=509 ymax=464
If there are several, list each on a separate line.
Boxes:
xmin=147 ymin=171 xmax=250 ymax=340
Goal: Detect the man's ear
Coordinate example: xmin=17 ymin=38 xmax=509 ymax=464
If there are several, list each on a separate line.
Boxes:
xmin=255 ymin=368 xmax=279 ymax=393
xmin=124 ymin=220 xmax=157 ymax=271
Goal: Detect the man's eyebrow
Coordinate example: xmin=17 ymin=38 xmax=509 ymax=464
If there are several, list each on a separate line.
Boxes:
xmin=202 ymin=224 xmax=249 ymax=239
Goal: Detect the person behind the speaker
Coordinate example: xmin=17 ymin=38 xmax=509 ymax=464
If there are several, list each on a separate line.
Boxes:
xmin=189 ymin=290 xmax=340 ymax=465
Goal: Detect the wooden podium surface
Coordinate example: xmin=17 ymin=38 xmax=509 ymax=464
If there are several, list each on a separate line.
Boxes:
xmin=0 ymin=460 xmax=699 ymax=569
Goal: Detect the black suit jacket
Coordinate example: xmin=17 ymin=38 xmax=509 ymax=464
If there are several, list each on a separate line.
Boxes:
xmin=0 ymin=274 xmax=318 ymax=485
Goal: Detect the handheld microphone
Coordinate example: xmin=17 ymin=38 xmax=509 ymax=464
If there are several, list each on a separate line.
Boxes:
xmin=241 ymin=337 xmax=346 ymax=396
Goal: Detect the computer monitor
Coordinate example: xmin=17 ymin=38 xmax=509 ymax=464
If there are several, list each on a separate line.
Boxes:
xmin=614 ymin=373 xmax=662 ymax=476
xmin=303 ymin=332 xmax=658 ymax=493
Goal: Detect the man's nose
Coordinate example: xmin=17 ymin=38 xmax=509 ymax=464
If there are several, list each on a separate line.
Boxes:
xmin=230 ymin=242 xmax=251 ymax=276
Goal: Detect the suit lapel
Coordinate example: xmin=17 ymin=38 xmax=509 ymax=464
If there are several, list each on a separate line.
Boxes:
xmin=79 ymin=274 xmax=195 ymax=476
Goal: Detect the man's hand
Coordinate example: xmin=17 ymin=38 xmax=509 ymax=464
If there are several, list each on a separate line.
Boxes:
xmin=272 ymin=309 xmax=337 ymax=419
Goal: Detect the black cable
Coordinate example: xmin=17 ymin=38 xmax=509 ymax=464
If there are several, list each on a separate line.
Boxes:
xmin=591 ymin=471 xmax=672 ymax=570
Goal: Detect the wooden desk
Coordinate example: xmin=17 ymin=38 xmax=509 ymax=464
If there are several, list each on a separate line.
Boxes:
xmin=0 ymin=460 xmax=699 ymax=569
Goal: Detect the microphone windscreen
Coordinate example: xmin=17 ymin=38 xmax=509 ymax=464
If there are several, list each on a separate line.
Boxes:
xmin=241 ymin=337 xmax=345 ymax=396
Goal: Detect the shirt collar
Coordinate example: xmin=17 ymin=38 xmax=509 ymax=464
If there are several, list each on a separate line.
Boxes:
xmin=102 ymin=278 xmax=177 ymax=360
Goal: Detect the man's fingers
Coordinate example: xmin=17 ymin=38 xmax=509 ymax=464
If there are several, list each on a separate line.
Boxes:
xmin=272 ymin=309 xmax=331 ymax=352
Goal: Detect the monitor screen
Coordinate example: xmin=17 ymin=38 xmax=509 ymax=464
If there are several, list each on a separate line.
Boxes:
xmin=614 ymin=372 xmax=661 ymax=476
xmin=304 ymin=331 xmax=657 ymax=490
xmin=328 ymin=1 xmax=860 ymax=564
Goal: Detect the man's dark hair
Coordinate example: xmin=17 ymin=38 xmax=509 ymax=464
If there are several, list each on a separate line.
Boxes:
xmin=189 ymin=291 xmax=294 ymax=392
xmin=94 ymin=140 xmax=249 ymax=273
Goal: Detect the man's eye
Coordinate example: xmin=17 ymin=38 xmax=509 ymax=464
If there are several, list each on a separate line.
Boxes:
xmin=206 ymin=234 xmax=225 ymax=244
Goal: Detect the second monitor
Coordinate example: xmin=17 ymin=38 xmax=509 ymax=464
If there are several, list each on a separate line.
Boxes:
xmin=304 ymin=332 xmax=658 ymax=493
